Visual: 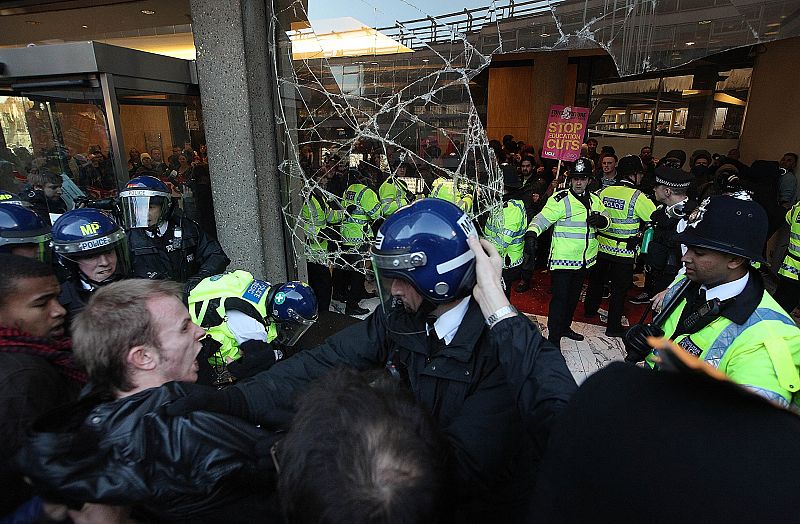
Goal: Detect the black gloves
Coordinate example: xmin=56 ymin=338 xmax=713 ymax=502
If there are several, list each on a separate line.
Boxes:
xmin=623 ymin=324 xmax=665 ymax=363
xmin=228 ymin=341 xmax=284 ymax=379
xmin=165 ymin=382 xmax=253 ymax=421
xmin=586 ymin=212 xmax=608 ymax=229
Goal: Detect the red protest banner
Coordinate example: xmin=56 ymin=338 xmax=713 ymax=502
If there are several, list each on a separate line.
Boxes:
xmin=540 ymin=105 xmax=590 ymax=163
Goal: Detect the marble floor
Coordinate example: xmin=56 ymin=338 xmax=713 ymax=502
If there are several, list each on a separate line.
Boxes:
xmin=331 ymin=299 xmax=625 ymax=385
xmin=525 ymin=314 xmax=626 ymax=385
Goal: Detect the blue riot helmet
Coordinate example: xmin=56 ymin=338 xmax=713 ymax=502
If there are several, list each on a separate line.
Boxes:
xmin=119 ymin=175 xmax=172 ymax=229
xmin=371 ymin=198 xmax=477 ymax=306
xmin=0 ymin=191 xmax=32 ymax=208
xmin=52 ymin=209 xmax=130 ymax=287
xmin=0 ymin=204 xmax=52 ymax=263
xmin=266 ymin=281 xmax=318 ymax=346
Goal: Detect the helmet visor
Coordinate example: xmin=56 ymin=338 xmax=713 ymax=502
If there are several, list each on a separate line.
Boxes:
xmin=371 ymin=250 xmax=428 ymax=315
xmin=277 ymin=313 xmax=316 ymax=347
xmin=120 ymin=190 xmax=168 ymax=229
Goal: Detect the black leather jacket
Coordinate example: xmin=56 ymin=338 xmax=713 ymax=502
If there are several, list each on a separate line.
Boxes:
xmin=234 ymin=299 xmax=576 ymax=522
xmin=15 ymin=382 xmax=277 ymax=522
xmin=127 ymin=211 xmax=230 ymax=285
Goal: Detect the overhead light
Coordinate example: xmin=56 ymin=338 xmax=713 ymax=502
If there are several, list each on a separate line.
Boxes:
xmin=422 ymin=58 xmax=429 ymax=62
xmin=714 ymin=93 xmax=746 ymax=106
xmin=540 ymin=33 xmax=550 ymax=37
xmin=698 ymin=20 xmax=712 ymax=25
xmin=685 ymin=41 xmax=696 ymax=46
xmin=764 ymin=31 xmax=779 ymax=36
xmin=767 ymin=22 xmax=781 ymax=27
xmin=81 ymin=25 xmax=88 ymax=28
xmin=140 ymin=9 xmax=156 ymax=15
xmin=25 ymin=20 xmax=40 ymax=25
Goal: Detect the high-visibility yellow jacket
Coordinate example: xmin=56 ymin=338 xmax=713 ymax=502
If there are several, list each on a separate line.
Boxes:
xmin=341 ymin=183 xmax=380 ymax=247
xmin=647 ymin=274 xmax=800 ymax=407
xmin=779 ymin=203 xmax=800 ymax=281
xmin=596 ymin=180 xmax=655 ymax=260
xmin=527 ymin=189 xmax=609 ymax=270
xmin=484 ymin=199 xmax=527 ymax=268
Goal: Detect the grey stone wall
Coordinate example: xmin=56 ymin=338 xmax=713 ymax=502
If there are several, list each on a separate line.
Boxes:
xmin=189 ymin=0 xmax=288 ymax=282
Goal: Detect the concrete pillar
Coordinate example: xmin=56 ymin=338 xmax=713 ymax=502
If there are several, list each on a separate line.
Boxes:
xmin=189 ymin=0 xmax=288 ymax=282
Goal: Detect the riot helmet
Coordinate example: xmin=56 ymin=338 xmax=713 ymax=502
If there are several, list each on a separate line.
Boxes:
xmin=266 ymin=281 xmax=319 ymax=346
xmin=0 ymin=191 xmax=31 ymax=208
xmin=371 ymin=198 xmax=477 ymax=306
xmin=119 ymin=175 xmax=172 ymax=229
xmin=0 ymin=204 xmax=52 ymax=263
xmin=52 ymin=209 xmax=129 ymax=287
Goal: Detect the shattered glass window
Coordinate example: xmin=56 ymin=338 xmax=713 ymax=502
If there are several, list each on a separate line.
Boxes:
xmin=270 ymin=0 xmax=800 ymax=275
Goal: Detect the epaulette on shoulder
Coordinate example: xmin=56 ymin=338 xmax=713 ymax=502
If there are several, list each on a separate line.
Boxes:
xmin=553 ymin=190 xmax=568 ymax=202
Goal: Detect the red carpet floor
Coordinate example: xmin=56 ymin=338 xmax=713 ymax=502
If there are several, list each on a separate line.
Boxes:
xmin=509 ymin=268 xmax=651 ymax=327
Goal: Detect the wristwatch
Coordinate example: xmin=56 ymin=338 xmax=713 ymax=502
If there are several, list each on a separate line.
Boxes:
xmin=486 ymin=305 xmax=519 ymax=328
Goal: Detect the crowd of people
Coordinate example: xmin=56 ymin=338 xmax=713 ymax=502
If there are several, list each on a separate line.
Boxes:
xmin=1 ymin=131 xmax=800 ymax=523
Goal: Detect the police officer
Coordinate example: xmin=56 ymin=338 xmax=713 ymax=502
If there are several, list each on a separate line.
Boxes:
xmin=52 ymin=209 xmax=129 ymax=324
xmin=639 ymin=165 xmax=696 ymax=301
xmin=524 ymin=157 xmax=610 ymax=347
xmin=430 ymin=175 xmax=474 ymax=212
xmin=301 ymin=185 xmax=341 ymax=313
xmin=773 ymin=198 xmax=800 ymax=314
xmin=585 ymin=155 xmax=655 ymax=337
xmin=0 ymin=203 xmax=52 ymax=262
xmin=119 ymin=176 xmax=230 ymax=289
xmin=166 ymin=198 xmax=577 ymax=521
xmin=483 ymin=165 xmax=527 ymax=298
xmin=335 ymin=169 xmax=380 ymax=316
xmin=378 ymin=170 xmax=411 ymax=217
xmin=625 ymin=195 xmax=800 ymax=407
xmin=188 ymin=270 xmax=317 ymax=386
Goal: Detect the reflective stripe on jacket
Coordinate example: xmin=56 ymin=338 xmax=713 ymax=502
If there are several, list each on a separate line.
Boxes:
xmin=527 ymin=189 xmax=609 ymax=270
xmin=779 ymin=203 xmax=800 ymax=281
xmin=648 ymin=274 xmax=800 ymax=407
xmin=341 ymin=183 xmax=380 ymax=247
xmin=484 ymin=199 xmax=527 ymax=268
xmin=596 ymin=182 xmax=655 ymax=260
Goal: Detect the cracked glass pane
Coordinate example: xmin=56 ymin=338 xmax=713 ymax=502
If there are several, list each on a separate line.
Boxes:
xmin=270 ymin=0 xmax=800 ymax=279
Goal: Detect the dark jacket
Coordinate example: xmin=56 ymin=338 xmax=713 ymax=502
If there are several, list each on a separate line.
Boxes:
xmin=127 ymin=211 xmax=230 ymax=285
xmin=234 ymin=299 xmax=576 ymax=522
xmin=0 ymin=351 xmax=80 ymax=515
xmin=21 ymin=189 xmax=68 ymax=226
xmin=531 ymin=362 xmax=800 ymax=523
xmin=15 ymin=382 xmax=279 ymax=522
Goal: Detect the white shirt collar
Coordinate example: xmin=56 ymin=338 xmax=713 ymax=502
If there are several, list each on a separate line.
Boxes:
xmin=702 ymin=272 xmax=749 ymax=302
xmin=145 ymin=222 xmax=169 ymax=237
xmin=428 ymin=297 xmax=471 ymax=345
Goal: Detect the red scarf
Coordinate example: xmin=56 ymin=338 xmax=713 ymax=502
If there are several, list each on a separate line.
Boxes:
xmin=0 ymin=327 xmax=88 ymax=386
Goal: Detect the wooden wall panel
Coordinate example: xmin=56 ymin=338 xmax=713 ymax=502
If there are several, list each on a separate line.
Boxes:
xmin=486 ymin=65 xmax=534 ymax=143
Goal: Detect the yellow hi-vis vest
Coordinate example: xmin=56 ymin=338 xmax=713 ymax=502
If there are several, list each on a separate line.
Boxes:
xmin=597 ymin=182 xmax=655 ymax=260
xmin=301 ymin=193 xmax=341 ymax=264
xmin=378 ymin=177 xmax=410 ymax=216
xmin=646 ymin=275 xmax=800 ymax=407
xmin=484 ymin=199 xmax=527 ymax=268
xmin=527 ymin=189 xmax=609 ymax=270
xmin=779 ymin=203 xmax=800 ymax=281
xmin=188 ymin=270 xmax=277 ymax=364
xmin=341 ymin=183 xmax=380 ymax=248
xmin=431 ymin=177 xmax=474 ymax=213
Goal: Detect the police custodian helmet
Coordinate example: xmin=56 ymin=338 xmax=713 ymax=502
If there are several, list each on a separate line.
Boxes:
xmin=676 ymin=194 xmax=767 ymax=263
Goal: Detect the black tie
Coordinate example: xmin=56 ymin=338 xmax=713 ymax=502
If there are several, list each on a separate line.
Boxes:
xmin=426 ymin=317 xmax=443 ymax=353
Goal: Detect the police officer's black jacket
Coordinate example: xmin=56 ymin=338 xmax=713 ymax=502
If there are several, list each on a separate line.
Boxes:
xmin=15 ymin=382 xmax=279 ymax=523
xmin=233 ymin=298 xmax=577 ymax=521
xmin=127 ymin=211 xmax=230 ymax=285
xmin=645 ymin=199 xmax=698 ymax=272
